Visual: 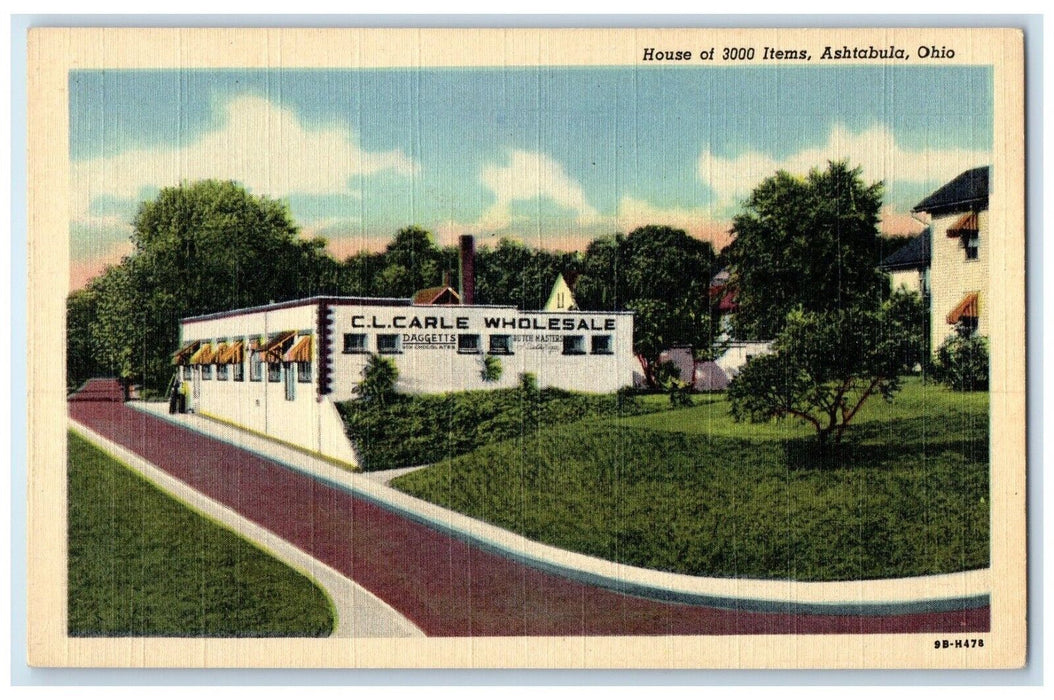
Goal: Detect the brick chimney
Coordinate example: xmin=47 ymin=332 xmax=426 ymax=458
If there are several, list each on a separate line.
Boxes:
xmin=458 ymin=235 xmax=475 ymax=305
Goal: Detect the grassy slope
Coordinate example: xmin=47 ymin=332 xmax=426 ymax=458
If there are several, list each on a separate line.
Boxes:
xmin=392 ymin=380 xmax=989 ymax=581
xmin=67 ymin=432 xmax=335 ymax=637
xmin=338 ymin=386 xmax=660 ymax=471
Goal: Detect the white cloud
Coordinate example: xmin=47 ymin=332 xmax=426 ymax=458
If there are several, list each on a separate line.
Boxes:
xmin=454 ymin=149 xmax=601 ymax=235
xmin=70 ymin=94 xmax=415 ymax=223
xmin=698 ymin=124 xmax=991 ymax=211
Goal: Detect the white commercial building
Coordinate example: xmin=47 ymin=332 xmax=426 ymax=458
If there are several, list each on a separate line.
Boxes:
xmin=173 ymin=295 xmax=635 ymax=467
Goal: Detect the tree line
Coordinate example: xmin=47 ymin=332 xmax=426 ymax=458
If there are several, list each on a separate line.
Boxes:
xmin=67 ymin=179 xmax=722 ymax=393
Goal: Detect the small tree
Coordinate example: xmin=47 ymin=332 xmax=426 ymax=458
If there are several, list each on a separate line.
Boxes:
xmin=932 ymin=326 xmax=989 ymax=391
xmin=728 ymin=303 xmax=909 ymax=450
xmin=354 ymin=354 xmax=399 ymax=403
xmin=480 ymin=354 xmax=503 ymax=382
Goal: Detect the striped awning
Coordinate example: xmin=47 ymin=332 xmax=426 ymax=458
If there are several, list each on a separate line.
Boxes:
xmin=211 ymin=343 xmax=229 ymax=364
xmin=261 ymin=330 xmax=296 ymax=363
xmin=946 ymin=292 xmax=980 ymax=324
xmin=216 ymin=340 xmax=244 ymax=364
xmin=947 ymin=212 xmax=979 ymax=237
xmin=172 ymin=340 xmax=201 ymax=366
xmin=284 ymin=336 xmax=312 ymax=363
xmin=188 ymin=343 xmax=213 ymax=365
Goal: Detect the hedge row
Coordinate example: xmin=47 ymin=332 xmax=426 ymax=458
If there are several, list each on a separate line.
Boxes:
xmin=337 ymin=386 xmax=655 ymax=471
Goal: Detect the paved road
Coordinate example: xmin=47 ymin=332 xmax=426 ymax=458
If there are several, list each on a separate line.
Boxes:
xmin=69 ymin=379 xmax=989 ymax=637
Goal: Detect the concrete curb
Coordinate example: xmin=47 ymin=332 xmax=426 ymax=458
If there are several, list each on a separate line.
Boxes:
xmin=130 ymin=401 xmax=991 ymax=616
xmin=69 ymin=418 xmax=425 ymax=639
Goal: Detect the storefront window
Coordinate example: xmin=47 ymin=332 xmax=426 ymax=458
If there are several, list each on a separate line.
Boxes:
xmin=562 ymin=335 xmax=585 ymax=355
xmin=377 ymin=334 xmax=401 ymax=354
xmin=343 ymin=333 xmax=368 ymax=353
xmin=591 ymin=335 xmax=613 ymax=355
xmin=458 ymin=334 xmax=481 ymax=354
xmin=488 ymin=334 xmax=513 ymax=355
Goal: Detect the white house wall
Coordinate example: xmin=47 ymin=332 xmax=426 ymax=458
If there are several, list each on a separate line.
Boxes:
xmin=929 ymin=210 xmax=989 ymax=350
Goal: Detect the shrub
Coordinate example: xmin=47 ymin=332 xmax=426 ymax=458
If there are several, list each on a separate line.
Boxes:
xmin=353 ymin=354 xmax=399 ymax=403
xmin=480 ymin=354 xmax=503 ymax=382
xmin=932 ymin=328 xmax=989 ymax=391
xmin=337 ymin=384 xmax=660 ymax=471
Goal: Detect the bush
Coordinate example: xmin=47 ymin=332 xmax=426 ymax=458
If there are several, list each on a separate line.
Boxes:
xmin=480 ymin=354 xmax=503 ymax=382
xmin=932 ymin=328 xmax=989 ymax=391
xmin=337 ymin=384 xmax=656 ymax=471
xmin=353 ymin=354 xmax=399 ymax=403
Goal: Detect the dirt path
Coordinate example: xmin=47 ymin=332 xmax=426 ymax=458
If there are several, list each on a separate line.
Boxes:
xmin=68 ymin=379 xmax=988 ymax=637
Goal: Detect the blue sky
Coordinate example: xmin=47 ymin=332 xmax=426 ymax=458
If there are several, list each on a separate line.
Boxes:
xmin=69 ymin=66 xmax=992 ymax=288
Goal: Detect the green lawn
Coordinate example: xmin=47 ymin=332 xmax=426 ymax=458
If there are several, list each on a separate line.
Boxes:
xmin=392 ymin=379 xmax=989 ymax=581
xmin=67 ymin=432 xmax=335 ymax=637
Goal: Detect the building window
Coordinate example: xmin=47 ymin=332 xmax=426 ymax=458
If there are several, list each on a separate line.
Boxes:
xmin=298 ymin=361 xmax=312 ymax=383
xmin=182 ymin=365 xmax=193 ymax=381
xmin=377 ymin=334 xmax=401 ymax=354
xmin=268 ymin=362 xmax=282 ymax=382
xmin=563 ymin=335 xmax=585 ymax=355
xmin=489 ymin=334 xmax=513 ymax=355
xmin=216 ymin=363 xmax=229 ymax=381
xmin=591 ymin=335 xmax=613 ymax=355
xmin=964 ymin=231 xmax=980 ymax=260
xmin=284 ymin=363 xmax=296 ymax=401
xmin=250 ymin=352 xmax=263 ymax=382
xmin=458 ymin=334 xmax=481 ymax=354
xmin=920 ymin=268 xmax=931 ymax=297
xmin=201 ymin=364 xmax=212 ymax=380
xmin=343 ymin=333 xmax=368 ymax=354
xmin=233 ymin=361 xmax=244 ymax=382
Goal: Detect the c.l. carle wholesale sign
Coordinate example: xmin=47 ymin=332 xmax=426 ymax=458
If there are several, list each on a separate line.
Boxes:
xmin=27 ymin=25 xmax=1026 ymax=670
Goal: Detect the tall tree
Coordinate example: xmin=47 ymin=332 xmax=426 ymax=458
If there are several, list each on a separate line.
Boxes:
xmin=371 ymin=226 xmax=452 ymax=298
xmin=725 ymin=161 xmax=889 ymax=339
xmin=68 ymin=180 xmax=344 ymax=391
xmin=474 ymin=238 xmax=580 ymax=309
xmin=576 ymin=225 xmax=718 ymax=385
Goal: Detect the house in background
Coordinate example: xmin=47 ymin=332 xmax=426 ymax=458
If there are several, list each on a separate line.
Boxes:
xmin=912 ymin=166 xmax=989 ymax=350
xmin=880 ymin=228 xmax=932 ymax=300
xmin=544 ymin=272 xmax=579 ymax=311
xmin=707 ymin=269 xmax=771 ymax=381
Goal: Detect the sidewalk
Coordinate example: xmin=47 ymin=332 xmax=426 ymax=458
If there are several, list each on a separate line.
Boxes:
xmin=131 ymin=400 xmax=991 ymax=616
xmin=70 ymin=418 xmax=424 ymax=639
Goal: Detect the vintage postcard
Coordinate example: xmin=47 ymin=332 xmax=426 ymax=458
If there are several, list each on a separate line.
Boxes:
xmin=27 ymin=27 xmax=1025 ymax=669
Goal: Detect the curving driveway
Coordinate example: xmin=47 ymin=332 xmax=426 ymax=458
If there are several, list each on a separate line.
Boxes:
xmin=68 ymin=379 xmax=989 ymax=637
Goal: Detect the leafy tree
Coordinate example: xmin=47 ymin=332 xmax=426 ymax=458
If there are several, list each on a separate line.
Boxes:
xmin=725 ymin=161 xmax=889 ymax=339
xmin=474 ymin=238 xmax=580 ymax=309
xmin=353 ymin=354 xmax=399 ymax=403
xmin=728 ymin=302 xmax=911 ymax=450
xmin=932 ymin=326 xmax=989 ymax=391
xmin=66 ymin=287 xmax=103 ymax=391
xmin=576 ymin=226 xmax=718 ymax=386
xmin=882 ymin=288 xmax=930 ymax=373
xmin=67 ymin=180 xmax=345 ymax=391
xmin=370 ymin=226 xmax=455 ymax=298
xmin=83 ymin=263 xmax=150 ymax=390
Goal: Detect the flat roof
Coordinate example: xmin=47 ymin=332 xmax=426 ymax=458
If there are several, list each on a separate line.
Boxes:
xmin=182 ymin=295 xmax=634 ymax=324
